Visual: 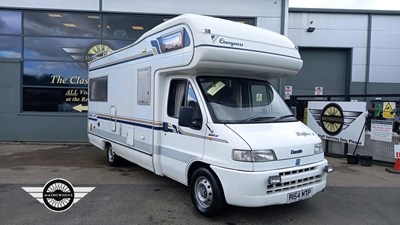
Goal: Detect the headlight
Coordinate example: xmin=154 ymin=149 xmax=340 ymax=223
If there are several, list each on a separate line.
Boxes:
xmin=232 ymin=149 xmax=277 ymax=162
xmin=314 ymin=142 xmax=323 ymax=154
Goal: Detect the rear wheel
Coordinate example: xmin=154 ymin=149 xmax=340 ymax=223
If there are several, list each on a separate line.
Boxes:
xmin=106 ymin=144 xmax=121 ymax=166
xmin=190 ymin=167 xmax=226 ymax=217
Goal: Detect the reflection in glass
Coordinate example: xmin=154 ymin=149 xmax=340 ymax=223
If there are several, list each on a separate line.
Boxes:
xmin=23 ymin=61 xmax=88 ymax=87
xmin=23 ymin=87 xmax=87 ymax=112
xmin=0 ymin=11 xmax=21 ymax=34
xmin=24 ymin=12 xmax=100 ymax=37
xmin=24 ymin=37 xmax=98 ymax=64
xmin=0 ymin=36 xmax=21 ymax=58
xmin=103 ymin=14 xmax=173 ymax=40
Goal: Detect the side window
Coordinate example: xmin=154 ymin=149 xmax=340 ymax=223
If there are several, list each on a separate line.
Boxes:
xmin=167 ymin=79 xmax=203 ymax=129
xmin=89 ymin=76 xmax=108 ymax=102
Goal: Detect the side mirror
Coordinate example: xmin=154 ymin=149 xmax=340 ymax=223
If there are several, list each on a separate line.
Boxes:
xmin=178 ymin=106 xmax=194 ymax=128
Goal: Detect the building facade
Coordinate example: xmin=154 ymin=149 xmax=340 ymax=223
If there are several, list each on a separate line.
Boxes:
xmin=0 ymin=0 xmax=287 ymax=141
xmin=0 ymin=1 xmax=399 ymax=142
xmin=287 ymin=8 xmax=400 ymax=96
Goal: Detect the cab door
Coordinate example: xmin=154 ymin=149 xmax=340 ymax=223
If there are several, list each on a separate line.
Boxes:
xmin=160 ymin=77 xmax=207 ymax=184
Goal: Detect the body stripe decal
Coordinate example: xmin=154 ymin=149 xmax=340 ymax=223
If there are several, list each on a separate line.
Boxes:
xmin=194 ymin=44 xmax=301 ymax=60
xmin=89 ymin=113 xmax=228 ymax=143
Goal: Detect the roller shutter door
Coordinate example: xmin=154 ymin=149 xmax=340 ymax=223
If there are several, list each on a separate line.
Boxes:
xmin=286 ymin=48 xmax=349 ymax=96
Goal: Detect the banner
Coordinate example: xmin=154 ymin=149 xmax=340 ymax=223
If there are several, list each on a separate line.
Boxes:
xmin=307 ymin=101 xmax=366 ymax=146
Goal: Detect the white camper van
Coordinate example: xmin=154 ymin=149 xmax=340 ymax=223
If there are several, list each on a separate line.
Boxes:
xmin=88 ymin=14 xmax=333 ymax=216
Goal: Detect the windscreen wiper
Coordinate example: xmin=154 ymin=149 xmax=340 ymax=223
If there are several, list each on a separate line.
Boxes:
xmin=272 ymin=115 xmax=296 ymax=122
xmin=239 ymin=116 xmax=275 ymax=123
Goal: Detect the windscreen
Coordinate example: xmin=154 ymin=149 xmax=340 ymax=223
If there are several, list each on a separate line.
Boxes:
xmin=197 ymin=77 xmax=295 ymax=124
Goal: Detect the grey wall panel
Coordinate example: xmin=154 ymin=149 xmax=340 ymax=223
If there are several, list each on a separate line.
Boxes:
xmin=288 ymin=29 xmax=367 ymax=48
xmin=369 ymin=66 xmax=400 ymax=83
xmin=289 ymin=13 xmax=368 ymax=30
xmin=0 ymin=114 xmax=87 ymax=142
xmin=371 ymin=31 xmax=400 ymax=48
xmin=285 ymin=48 xmax=349 ymax=96
xmin=348 ymin=82 xmax=399 ymax=95
xmin=352 ymin=65 xmax=367 ymax=82
xmin=102 ymin=0 xmax=282 ymax=17
xmin=288 ymin=12 xmax=368 ymax=85
xmin=370 ymin=48 xmax=400 ymax=66
xmin=371 ymin=15 xmax=400 ymax=31
xmin=368 ymin=82 xmax=400 ymax=94
xmin=0 ymin=61 xmax=20 ymax=114
xmin=0 ymin=0 xmax=99 ymax=11
xmin=349 ymin=82 xmax=366 ymax=95
xmin=369 ymin=15 xmax=400 ymax=84
xmin=351 ymin=48 xmax=367 ymax=82
xmin=257 ymin=17 xmax=281 ymax=33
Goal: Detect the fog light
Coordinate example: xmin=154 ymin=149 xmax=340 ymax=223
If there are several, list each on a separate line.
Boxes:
xmin=268 ymin=175 xmax=281 ymax=185
xmin=324 ymin=165 xmax=334 ymax=173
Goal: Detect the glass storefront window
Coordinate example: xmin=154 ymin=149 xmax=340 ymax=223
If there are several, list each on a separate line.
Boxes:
xmin=23 ymin=61 xmax=88 ymax=87
xmin=24 ymin=12 xmax=100 ymax=37
xmin=19 ymin=12 xmax=255 ymax=113
xmin=0 ymin=36 xmax=21 ymax=58
xmin=0 ymin=11 xmax=21 ymax=34
xmin=105 ymin=39 xmax=133 ymax=50
xmin=24 ymin=37 xmax=101 ymax=63
xmin=103 ymin=14 xmax=173 ymax=41
xmin=23 ymin=87 xmax=88 ymax=112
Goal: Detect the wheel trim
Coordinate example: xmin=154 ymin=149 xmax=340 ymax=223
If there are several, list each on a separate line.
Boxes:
xmin=195 ymin=176 xmax=213 ymax=208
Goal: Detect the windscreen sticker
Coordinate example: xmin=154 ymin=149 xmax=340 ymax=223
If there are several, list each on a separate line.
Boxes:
xmin=256 ymin=93 xmax=263 ymax=102
xmin=206 ymin=81 xmax=226 ymax=96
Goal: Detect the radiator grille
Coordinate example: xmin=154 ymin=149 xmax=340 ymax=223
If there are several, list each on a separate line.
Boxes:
xmin=267 ymin=166 xmax=323 ymax=194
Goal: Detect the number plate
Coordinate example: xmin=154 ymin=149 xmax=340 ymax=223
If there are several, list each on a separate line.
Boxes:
xmin=287 ymin=188 xmax=313 ymax=203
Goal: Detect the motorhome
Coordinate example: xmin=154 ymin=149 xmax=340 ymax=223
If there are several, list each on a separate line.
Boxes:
xmin=88 ymin=14 xmax=333 ymax=217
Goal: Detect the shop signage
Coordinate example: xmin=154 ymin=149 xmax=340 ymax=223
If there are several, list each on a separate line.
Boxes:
xmin=307 ymin=101 xmax=366 ymax=146
xmin=370 ymin=119 xmax=393 ymax=143
xmin=65 ymin=89 xmax=88 ymax=112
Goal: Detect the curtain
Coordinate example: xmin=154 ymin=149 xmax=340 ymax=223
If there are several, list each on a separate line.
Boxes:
xmin=174 ymin=81 xmax=186 ymax=118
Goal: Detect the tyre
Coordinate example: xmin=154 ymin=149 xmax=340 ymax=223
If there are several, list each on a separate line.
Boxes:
xmin=190 ymin=167 xmax=226 ymax=217
xmin=106 ymin=144 xmax=121 ymax=166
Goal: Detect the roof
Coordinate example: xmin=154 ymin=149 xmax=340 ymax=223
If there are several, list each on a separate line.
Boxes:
xmin=289 ymin=7 xmax=400 ymax=15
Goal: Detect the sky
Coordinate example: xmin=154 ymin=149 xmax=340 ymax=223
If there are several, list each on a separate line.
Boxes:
xmin=289 ymin=0 xmax=400 ymax=11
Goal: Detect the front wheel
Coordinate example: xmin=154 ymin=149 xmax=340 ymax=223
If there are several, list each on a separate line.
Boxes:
xmin=190 ymin=167 xmax=226 ymax=217
xmin=106 ymin=144 xmax=121 ymax=166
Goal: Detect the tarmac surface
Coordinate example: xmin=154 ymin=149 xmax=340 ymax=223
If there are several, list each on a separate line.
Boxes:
xmin=0 ymin=143 xmax=399 ymax=225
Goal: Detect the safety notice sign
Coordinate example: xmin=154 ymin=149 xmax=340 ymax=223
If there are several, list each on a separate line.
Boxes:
xmin=383 ymin=102 xmax=395 ymax=119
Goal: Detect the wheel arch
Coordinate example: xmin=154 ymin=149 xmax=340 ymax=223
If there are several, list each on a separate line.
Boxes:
xmin=186 ymin=161 xmax=225 ymax=196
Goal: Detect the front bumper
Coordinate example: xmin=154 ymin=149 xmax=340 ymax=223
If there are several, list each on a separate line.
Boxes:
xmin=211 ymin=159 xmax=329 ymax=207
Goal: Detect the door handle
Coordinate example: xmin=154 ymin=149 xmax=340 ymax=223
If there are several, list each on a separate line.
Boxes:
xmin=162 ymin=122 xmax=169 ymax=132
